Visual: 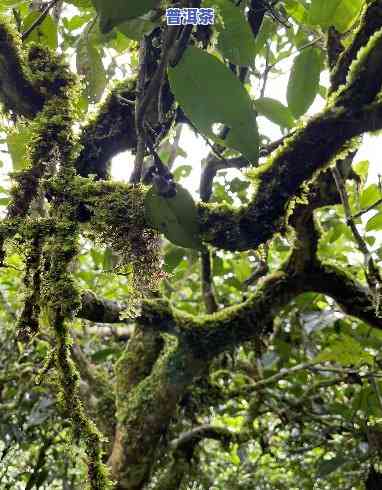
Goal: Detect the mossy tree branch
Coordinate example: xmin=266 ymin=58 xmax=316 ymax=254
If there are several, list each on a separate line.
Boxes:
xmin=154 ymin=425 xmax=235 ymax=490
xmin=136 ymin=260 xmax=382 ymax=359
xmin=70 ymin=2 xmax=382 ymax=254
xmin=0 ymin=19 xmax=44 ymax=116
xmin=79 ymin=290 xmax=130 ymax=324
xmin=76 ymin=255 xmax=382 ymax=355
xmin=75 ymin=80 xmax=137 ymax=179
xmin=331 ymin=0 xmax=382 ymax=91
xmin=1 ymin=4 xmax=382 ymax=488
xmin=108 ymin=330 xmax=204 ymax=490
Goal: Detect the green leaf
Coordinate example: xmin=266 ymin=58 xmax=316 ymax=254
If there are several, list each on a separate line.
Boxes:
xmin=307 ymin=0 xmax=342 ymax=28
xmin=118 ymin=18 xmax=157 ymax=40
xmin=233 ymin=257 xmax=251 ymax=282
xmin=91 ymin=0 xmax=158 ymax=33
xmin=360 ymin=184 xmax=381 ymax=208
xmin=353 ymin=159 xmax=369 ymax=181
xmin=366 ymin=212 xmax=382 ymax=232
xmin=173 ymin=165 xmax=192 ymax=181
xmin=0 ymin=197 xmax=10 ymax=206
xmin=253 ymin=16 xmax=275 ymax=55
xmin=287 ymin=47 xmax=322 ymax=118
xmin=315 ymin=334 xmax=374 ymax=366
xmin=91 ymin=348 xmax=118 ymax=362
xmin=22 ymin=12 xmax=57 ymax=50
xmin=229 ymin=444 xmax=241 ymax=465
xmin=254 ymin=97 xmax=295 ymax=128
xmin=76 ymin=37 xmax=107 ymax=102
xmin=284 ymin=0 xmax=308 ymax=23
xmin=307 ymin=0 xmax=362 ymax=32
xmin=216 ymin=0 xmax=256 ymax=65
xmin=164 ymin=247 xmax=185 ymax=272
xmin=63 ymin=13 xmax=93 ymax=31
xmin=0 ymin=0 xmax=26 ymax=10
xmin=332 ymin=0 xmax=363 ymax=33
xmin=169 ymin=47 xmax=259 ymax=162
xmin=145 ymin=184 xmax=202 ymax=249
xmin=7 ymin=124 xmax=32 ymax=171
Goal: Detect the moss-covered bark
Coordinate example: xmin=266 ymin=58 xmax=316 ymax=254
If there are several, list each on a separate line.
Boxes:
xmin=0 ymin=18 xmax=43 ymax=116
xmin=75 ymin=80 xmax=137 ymax=179
xmin=109 ymin=331 xmax=204 ymax=489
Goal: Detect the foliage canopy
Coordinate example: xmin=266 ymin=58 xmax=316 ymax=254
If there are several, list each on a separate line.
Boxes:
xmin=1 ymin=1 xmax=382 ymax=489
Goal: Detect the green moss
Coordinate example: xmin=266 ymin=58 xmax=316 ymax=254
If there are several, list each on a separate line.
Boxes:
xmin=336 ymin=27 xmax=382 ymax=107
xmin=7 ymin=47 xmax=78 ymax=219
xmin=75 ymin=179 xmax=163 ymax=312
xmin=76 ymin=78 xmax=137 ymax=178
xmin=115 ymin=327 xmax=163 ymax=407
xmin=0 ymin=36 xmax=113 ymax=487
xmin=0 ymin=17 xmax=43 ymax=116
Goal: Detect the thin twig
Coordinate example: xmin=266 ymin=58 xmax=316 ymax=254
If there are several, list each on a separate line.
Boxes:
xmin=351 ymin=198 xmax=382 ymax=220
xmin=131 ymin=39 xmax=148 ymax=184
xmin=136 ymin=26 xmax=179 ymax=136
xmin=22 ymin=0 xmax=59 ymax=41
xmin=260 ymin=42 xmax=271 ymax=97
xmin=167 ymin=124 xmax=183 ymax=170
xmin=264 ymin=37 xmax=322 ymax=75
xmin=230 ymin=361 xmax=324 ymax=397
xmin=332 ymin=165 xmax=381 ymax=294
xmin=131 ymin=27 xmax=180 ymax=183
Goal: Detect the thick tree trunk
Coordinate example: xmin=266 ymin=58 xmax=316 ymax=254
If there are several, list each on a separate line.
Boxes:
xmin=366 ymin=466 xmax=382 ymax=490
xmin=108 ymin=327 xmax=204 ymax=489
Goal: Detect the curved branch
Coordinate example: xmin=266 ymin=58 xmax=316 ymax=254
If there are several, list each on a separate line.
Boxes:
xmin=137 ymin=258 xmax=382 ymax=360
xmin=75 ymin=80 xmax=137 ymax=179
xmin=79 ymin=290 xmax=128 ymax=324
xmin=0 ymin=20 xmax=43 ymax=116
xmin=200 ymin=98 xmax=382 ymax=251
xmin=171 ymin=424 xmax=234 ymax=453
xmin=331 ymin=0 xmax=382 ymax=92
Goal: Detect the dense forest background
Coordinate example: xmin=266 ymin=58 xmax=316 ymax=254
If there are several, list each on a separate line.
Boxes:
xmin=1 ymin=0 xmax=382 ymax=489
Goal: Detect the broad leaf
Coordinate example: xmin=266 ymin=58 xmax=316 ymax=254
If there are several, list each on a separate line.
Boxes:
xmin=164 ymin=247 xmax=185 ymax=272
xmin=0 ymin=0 xmax=25 ymax=10
xmin=216 ymin=0 xmax=256 ymax=65
xmin=169 ymin=46 xmax=259 ymax=162
xmin=307 ymin=0 xmax=342 ymax=28
xmin=287 ymin=47 xmax=322 ymax=118
xmin=353 ymin=159 xmax=369 ymax=181
xmin=254 ymin=97 xmax=295 ymax=128
xmin=360 ymin=184 xmax=380 ymax=208
xmin=7 ymin=124 xmax=31 ymax=171
xmin=366 ymin=212 xmax=382 ymax=232
xmin=284 ymin=0 xmax=308 ymax=23
xmin=76 ymin=37 xmax=107 ymax=102
xmin=145 ymin=184 xmax=202 ymax=249
xmin=307 ymin=0 xmax=363 ymax=32
xmin=332 ymin=0 xmax=363 ymax=33
xmin=22 ymin=12 xmax=57 ymax=50
xmin=173 ymin=165 xmax=192 ymax=181
xmin=118 ymin=18 xmax=156 ymax=40
xmin=91 ymin=0 xmax=158 ymax=33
